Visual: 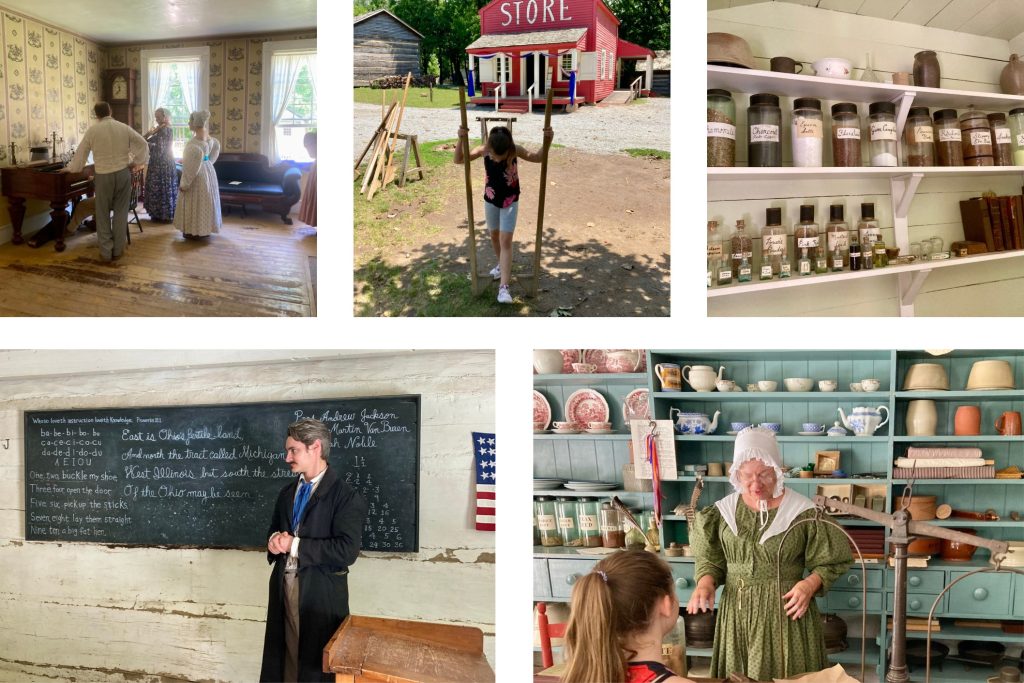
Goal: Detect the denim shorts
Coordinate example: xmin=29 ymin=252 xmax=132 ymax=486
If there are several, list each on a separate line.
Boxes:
xmin=484 ymin=200 xmax=519 ymax=233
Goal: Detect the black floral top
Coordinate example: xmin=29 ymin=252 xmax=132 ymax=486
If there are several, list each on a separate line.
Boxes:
xmin=483 ymin=153 xmax=520 ymax=209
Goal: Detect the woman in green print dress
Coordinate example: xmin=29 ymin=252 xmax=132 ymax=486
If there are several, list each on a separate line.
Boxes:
xmin=687 ymin=427 xmax=852 ymax=680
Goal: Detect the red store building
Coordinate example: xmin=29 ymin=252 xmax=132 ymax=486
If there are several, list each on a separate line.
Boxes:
xmin=466 ymin=0 xmax=653 ymax=112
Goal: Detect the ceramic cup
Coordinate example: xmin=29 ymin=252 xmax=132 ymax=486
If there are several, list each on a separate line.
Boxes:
xmin=818 ymin=380 xmax=837 ymax=392
xmin=770 ymin=56 xmax=803 ymax=73
xmin=996 ymin=411 xmax=1023 ymax=436
xmin=716 ymin=379 xmax=737 ymax=392
xmin=860 ymin=378 xmax=881 ymax=392
xmin=849 ymin=382 xmax=863 ymax=392
xmin=572 ymin=362 xmax=597 ymax=374
xmin=892 ymin=71 xmax=912 ymax=85
xmin=954 ymin=405 xmax=982 ymax=436
xmin=552 ymin=421 xmax=577 ymax=430
xmin=730 ymin=421 xmax=751 ymax=432
xmin=707 ymin=462 xmax=725 ymax=476
xmin=759 ymin=422 xmax=781 ymax=432
xmin=746 ymin=383 xmax=759 ymax=392
xmin=993 ymin=666 xmax=1022 ymax=683
xmin=588 ymin=421 xmax=612 ymax=430
xmin=655 ymin=363 xmax=682 ymax=391
xmin=757 ymin=380 xmax=778 ymax=392
xmin=802 ymin=422 xmax=824 ymax=433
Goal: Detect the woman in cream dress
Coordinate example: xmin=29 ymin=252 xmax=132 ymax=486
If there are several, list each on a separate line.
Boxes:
xmin=174 ymin=110 xmax=222 ymax=238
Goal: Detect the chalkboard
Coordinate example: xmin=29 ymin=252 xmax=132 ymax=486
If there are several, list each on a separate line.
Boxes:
xmin=23 ymin=396 xmax=420 ymax=552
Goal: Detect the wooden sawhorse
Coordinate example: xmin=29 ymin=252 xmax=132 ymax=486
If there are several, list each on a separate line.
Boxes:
xmin=394 ymin=133 xmax=424 ymax=188
xmin=474 ymin=116 xmax=517 ymax=144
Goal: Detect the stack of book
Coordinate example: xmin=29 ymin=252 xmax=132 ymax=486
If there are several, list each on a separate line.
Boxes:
xmin=959 ymin=193 xmax=1024 ymax=253
xmin=892 ymin=447 xmax=995 ymax=479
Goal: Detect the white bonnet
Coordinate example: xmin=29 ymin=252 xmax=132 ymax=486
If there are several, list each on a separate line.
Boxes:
xmin=729 ymin=426 xmax=785 ymax=497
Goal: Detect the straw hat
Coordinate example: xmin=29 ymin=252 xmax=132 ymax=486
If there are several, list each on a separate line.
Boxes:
xmin=708 ymin=32 xmax=755 ymax=69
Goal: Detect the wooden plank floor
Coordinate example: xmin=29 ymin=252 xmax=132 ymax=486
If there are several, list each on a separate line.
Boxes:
xmin=0 ymin=208 xmax=315 ymax=316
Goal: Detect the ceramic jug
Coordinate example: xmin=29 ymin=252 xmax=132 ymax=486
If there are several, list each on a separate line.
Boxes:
xmin=1001 ymin=53 xmax=1024 ymax=95
xmin=913 ymin=50 xmax=940 ymax=88
xmin=655 ymin=363 xmax=682 ymax=391
xmin=669 ymin=408 xmax=721 ymax=435
xmin=681 ymin=365 xmax=725 ymax=393
xmin=604 ymin=349 xmax=643 ymax=373
xmin=905 ymin=400 xmax=937 ymax=436
xmin=954 ymin=405 xmax=981 ymax=435
xmin=837 ymin=405 xmax=889 ymax=437
xmin=533 ymin=350 xmax=564 ymax=375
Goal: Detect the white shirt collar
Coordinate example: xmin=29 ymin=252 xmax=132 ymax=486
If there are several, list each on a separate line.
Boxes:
xmin=299 ymin=464 xmax=328 ymax=486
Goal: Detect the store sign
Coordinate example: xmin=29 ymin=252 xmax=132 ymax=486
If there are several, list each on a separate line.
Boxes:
xmin=499 ymin=0 xmax=573 ymax=27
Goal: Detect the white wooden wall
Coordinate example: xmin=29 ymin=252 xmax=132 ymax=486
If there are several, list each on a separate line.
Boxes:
xmin=0 ymin=350 xmax=495 ymax=682
xmin=709 ymin=3 xmax=1024 ymax=316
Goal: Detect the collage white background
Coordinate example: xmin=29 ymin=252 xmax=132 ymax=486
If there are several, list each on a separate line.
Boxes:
xmin=7 ymin=2 xmax=1018 ymax=681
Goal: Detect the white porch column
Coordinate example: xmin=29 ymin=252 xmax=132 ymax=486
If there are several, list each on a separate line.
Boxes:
xmin=535 ymin=53 xmax=542 ymax=94
xmin=645 ymin=55 xmax=653 ymax=92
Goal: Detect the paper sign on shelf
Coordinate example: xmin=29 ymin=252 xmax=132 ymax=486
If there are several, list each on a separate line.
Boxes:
xmin=630 ymin=419 xmax=676 ymax=480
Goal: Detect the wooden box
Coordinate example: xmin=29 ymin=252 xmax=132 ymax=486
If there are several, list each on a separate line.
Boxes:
xmin=814 ymin=450 xmax=841 ymax=476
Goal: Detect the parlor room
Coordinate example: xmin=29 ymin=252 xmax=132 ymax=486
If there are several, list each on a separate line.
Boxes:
xmin=0 ymin=0 xmax=317 ymax=316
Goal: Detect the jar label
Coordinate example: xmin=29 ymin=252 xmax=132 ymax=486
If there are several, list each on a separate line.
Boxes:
xmin=760 ymin=265 xmax=773 ymax=277
xmin=797 ymin=236 xmax=819 ymax=248
xmin=780 ymin=262 xmax=792 ymax=274
xmin=913 ymin=126 xmax=934 ymax=143
xmin=969 ymin=130 xmax=992 ymax=146
xmin=579 ymin=514 xmax=598 ymax=531
xmin=995 ymin=127 xmax=1011 ymax=144
xmin=739 ymin=265 xmax=751 ymax=277
xmin=732 ymin=251 xmax=752 ymax=259
xmin=707 ymin=242 xmax=723 ymax=258
xmin=938 ymin=128 xmax=962 ymax=142
xmin=600 ymin=523 xmax=619 ymax=533
xmin=835 ymin=126 xmax=860 ymax=140
xmin=558 ymin=516 xmax=575 ymax=530
xmin=750 ymin=124 xmax=780 ymax=143
xmin=718 ymin=269 xmax=732 ymax=280
xmin=799 ymin=261 xmax=811 ymax=274
xmin=762 ymin=234 xmax=786 ymax=255
xmin=860 ymin=227 xmax=881 ymax=242
xmin=870 ymin=121 xmax=897 ymax=141
xmin=707 ymin=122 xmax=736 ymax=139
xmin=832 ymin=257 xmax=844 ymax=269
xmin=1018 ymin=133 xmax=1024 ymax=147
xmin=793 ymin=117 xmax=822 ymax=139
xmin=537 ymin=514 xmax=556 ymax=531
xmin=827 ymin=231 xmax=849 ymax=251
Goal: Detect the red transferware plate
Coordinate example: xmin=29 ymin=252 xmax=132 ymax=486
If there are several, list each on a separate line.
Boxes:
xmin=622 ymin=388 xmax=650 ymax=423
xmin=565 ymin=389 xmax=609 ymax=424
xmin=533 ymin=390 xmax=551 ymax=429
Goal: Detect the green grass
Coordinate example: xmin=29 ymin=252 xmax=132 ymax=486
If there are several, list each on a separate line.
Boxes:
xmin=353 ymin=86 xmax=461 ymax=109
xmin=624 ymin=148 xmax=670 ymax=160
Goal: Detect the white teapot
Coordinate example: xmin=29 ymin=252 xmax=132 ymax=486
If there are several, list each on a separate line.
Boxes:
xmin=837 ymin=406 xmax=889 ymax=437
xmin=669 ymin=408 xmax=721 ymax=435
xmin=682 ymin=365 xmax=725 ymax=392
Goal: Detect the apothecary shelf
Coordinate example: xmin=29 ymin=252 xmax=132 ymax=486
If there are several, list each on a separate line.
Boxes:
xmin=708 ymin=167 xmax=1024 ymax=180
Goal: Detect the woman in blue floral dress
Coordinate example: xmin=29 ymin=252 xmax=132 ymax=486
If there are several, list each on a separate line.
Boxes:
xmin=143 ymin=108 xmax=177 ymax=222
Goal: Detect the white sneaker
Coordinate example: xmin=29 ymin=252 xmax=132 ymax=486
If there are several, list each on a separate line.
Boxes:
xmin=497 ymin=285 xmax=513 ymax=304
xmin=489 ymin=264 xmax=501 ymax=280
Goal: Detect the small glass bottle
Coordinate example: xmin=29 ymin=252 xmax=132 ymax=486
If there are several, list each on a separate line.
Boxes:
xmin=555 ymin=497 xmax=581 ymax=547
xmin=849 ymin=241 xmax=862 ymax=271
xmin=793 ymin=204 xmax=820 ymax=274
xmin=830 ymin=102 xmax=862 ymax=167
xmin=707 ymin=89 xmax=736 ymax=167
xmin=535 ymin=497 xmax=561 ymax=547
xmin=792 ymin=97 xmax=824 ymax=167
xmin=798 ymin=248 xmax=812 ymax=276
xmin=748 ymin=93 xmax=782 ymax=167
xmin=868 ymin=101 xmax=898 ymax=166
xmin=988 ymin=113 xmax=1014 ymax=166
xmin=825 ymin=204 xmax=849 ymax=270
xmin=707 ymin=220 xmax=721 ymax=288
xmin=600 ymin=503 xmax=624 ymax=548
xmin=934 ymin=109 xmax=964 ymax=166
xmin=904 ymin=106 xmax=935 ymax=166
xmin=576 ymin=497 xmax=602 ymax=547
xmin=760 ymin=206 xmax=787 ymax=277
xmin=858 ymin=202 xmax=882 ymax=254
xmin=1010 ymin=107 xmax=1024 ymax=166
xmin=730 ymin=219 xmax=752 ymax=278
xmin=960 ymin=109 xmax=994 ymax=166
xmin=873 ymin=239 xmax=888 ymax=268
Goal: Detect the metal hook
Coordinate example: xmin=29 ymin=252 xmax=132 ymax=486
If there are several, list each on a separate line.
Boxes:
xmin=648 ymin=420 xmax=658 ymax=437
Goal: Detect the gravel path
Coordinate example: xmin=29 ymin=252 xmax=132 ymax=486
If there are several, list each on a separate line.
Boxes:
xmin=353 ymin=96 xmax=670 ymax=156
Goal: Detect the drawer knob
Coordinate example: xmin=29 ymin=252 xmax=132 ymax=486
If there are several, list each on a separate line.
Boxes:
xmin=847 ymin=574 xmax=860 ymax=586
xmin=675 ymin=577 xmax=690 ymax=589
xmin=909 ymin=576 xmax=922 ymax=587
xmin=972 ymin=587 xmax=989 ymax=601
xmin=909 ymin=599 xmax=922 ymax=610
xmin=847 ymin=596 xmax=861 ymax=608
xmin=567 ymin=573 xmax=582 ymax=586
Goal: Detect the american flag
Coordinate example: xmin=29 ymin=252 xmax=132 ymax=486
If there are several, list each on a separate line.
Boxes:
xmin=473 ymin=432 xmax=496 ymax=531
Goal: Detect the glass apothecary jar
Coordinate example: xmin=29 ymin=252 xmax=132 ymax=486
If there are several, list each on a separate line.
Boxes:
xmin=904 ymin=106 xmax=935 ymax=166
xmin=1011 ymin=108 xmax=1024 ymax=166
xmin=576 ymin=497 xmax=602 ymax=547
xmin=988 ymin=113 xmax=1013 ymax=165
xmin=960 ymin=109 xmax=994 ymax=166
xmin=707 ymin=89 xmax=736 ymax=167
xmin=600 ymin=503 xmax=624 ymax=548
xmin=830 ymin=102 xmax=861 ymax=167
xmin=791 ymin=97 xmax=823 ymax=167
xmin=535 ymin=496 xmax=560 ymax=547
xmin=868 ymin=101 xmax=898 ymax=167
xmin=555 ymin=497 xmax=581 ymax=547
xmin=933 ymin=109 xmax=963 ymax=166
xmin=748 ymin=93 xmax=781 ymax=167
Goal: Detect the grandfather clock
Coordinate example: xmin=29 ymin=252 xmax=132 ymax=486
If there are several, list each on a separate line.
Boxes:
xmin=103 ymin=68 xmax=137 ymax=128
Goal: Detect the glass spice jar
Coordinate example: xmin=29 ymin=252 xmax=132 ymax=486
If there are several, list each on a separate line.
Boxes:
xmin=872 ymin=239 xmax=888 ymax=268
xmin=707 ymin=89 xmax=736 ymax=167
xmin=849 ymin=241 xmax=862 ymax=271
xmin=748 ymin=93 xmax=782 ymax=167
xmin=988 ymin=113 xmax=1013 ymax=165
xmin=535 ymin=497 xmax=561 ymax=547
xmin=830 ymin=102 xmax=862 ymax=167
xmin=792 ymin=97 xmax=824 ymax=167
xmin=904 ymin=106 xmax=935 ymax=166
xmin=555 ymin=497 xmax=581 ymax=546
xmin=760 ymin=206 xmax=788 ymax=277
xmin=825 ymin=204 xmax=849 ymax=268
xmin=858 ymin=202 xmax=880 ymax=271
xmin=793 ymin=204 xmax=820 ymax=276
xmin=960 ymin=109 xmax=994 ymax=166
xmin=576 ymin=497 xmax=602 ymax=547
xmin=600 ymin=503 xmax=624 ymax=548
xmin=731 ymin=219 xmax=753 ymax=279
xmin=933 ymin=109 xmax=964 ymax=166
xmin=868 ymin=101 xmax=898 ymax=166
xmin=1011 ymin=107 xmax=1024 ymax=166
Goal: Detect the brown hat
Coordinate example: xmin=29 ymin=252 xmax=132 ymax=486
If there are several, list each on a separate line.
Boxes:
xmin=708 ymin=32 xmax=755 ymax=69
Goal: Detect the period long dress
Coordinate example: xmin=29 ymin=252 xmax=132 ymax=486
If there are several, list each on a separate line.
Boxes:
xmin=174 ymin=136 xmax=222 ymax=237
xmin=143 ymin=125 xmax=177 ymax=221
xmin=298 ymin=160 xmax=316 ymax=226
xmin=692 ymin=491 xmax=853 ymax=681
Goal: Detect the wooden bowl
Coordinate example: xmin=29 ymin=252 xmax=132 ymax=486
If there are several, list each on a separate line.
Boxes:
xmin=905 ymin=495 xmax=937 ymax=520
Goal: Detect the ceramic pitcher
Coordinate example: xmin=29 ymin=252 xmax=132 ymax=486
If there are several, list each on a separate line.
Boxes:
xmin=681 ymin=365 xmax=725 ymax=392
xmin=905 ymin=400 xmax=937 ymax=436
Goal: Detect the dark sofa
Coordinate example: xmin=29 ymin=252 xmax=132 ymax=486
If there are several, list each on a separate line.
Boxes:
xmin=213 ymin=153 xmax=302 ymax=224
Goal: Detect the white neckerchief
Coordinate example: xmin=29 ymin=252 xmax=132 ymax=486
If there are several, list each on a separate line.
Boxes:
xmin=714 ymin=489 xmax=817 ymax=545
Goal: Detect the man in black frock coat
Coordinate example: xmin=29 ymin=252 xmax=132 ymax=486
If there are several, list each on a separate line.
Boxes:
xmin=260 ymin=418 xmax=368 ymax=682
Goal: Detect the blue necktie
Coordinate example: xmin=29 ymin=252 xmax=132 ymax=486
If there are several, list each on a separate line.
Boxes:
xmin=291 ymin=481 xmax=312 ymax=532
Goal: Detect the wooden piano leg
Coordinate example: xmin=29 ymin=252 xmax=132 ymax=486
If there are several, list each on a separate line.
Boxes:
xmin=49 ymin=201 xmax=68 ymax=252
xmin=8 ymin=197 xmax=25 ymax=245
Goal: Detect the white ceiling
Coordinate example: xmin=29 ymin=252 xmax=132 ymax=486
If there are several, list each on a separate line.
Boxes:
xmin=708 ymin=0 xmax=1024 ymax=41
xmin=0 ymin=0 xmax=316 ymax=44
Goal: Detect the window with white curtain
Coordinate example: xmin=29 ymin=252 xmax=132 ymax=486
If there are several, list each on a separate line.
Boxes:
xmin=261 ymin=39 xmax=317 ymax=163
xmin=141 ymin=47 xmax=209 ymax=158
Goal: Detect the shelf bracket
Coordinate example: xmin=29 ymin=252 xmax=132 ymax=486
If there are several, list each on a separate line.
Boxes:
xmin=897 ymin=269 xmax=931 ymax=316
xmin=890 ymin=173 xmax=923 ymax=221
xmin=889 ymin=92 xmax=915 ymax=166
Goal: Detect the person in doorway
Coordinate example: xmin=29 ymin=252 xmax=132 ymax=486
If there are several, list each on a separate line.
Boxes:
xmin=560 ymin=549 xmax=694 ymax=683
xmin=174 ymin=110 xmax=222 ymax=239
xmin=143 ymin=107 xmax=177 ymax=222
xmin=298 ymin=131 xmax=316 ymax=227
xmin=686 ymin=426 xmax=852 ymax=680
xmin=453 ymin=124 xmax=552 ymax=305
xmin=64 ymin=102 xmax=149 ymax=261
xmin=260 ymin=418 xmax=367 ymax=682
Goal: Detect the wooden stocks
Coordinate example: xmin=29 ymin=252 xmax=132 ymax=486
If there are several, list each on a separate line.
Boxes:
xmin=458 ymin=86 xmax=481 ymax=295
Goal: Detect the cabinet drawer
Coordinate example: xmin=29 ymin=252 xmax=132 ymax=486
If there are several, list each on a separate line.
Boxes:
xmin=834 ymin=568 xmax=882 ymax=591
xmin=534 ymin=559 xmax=552 ymax=600
xmin=886 ymin=569 xmax=945 ymax=593
xmin=547 ymin=559 xmax=599 ymax=599
xmin=827 ymin=590 xmax=882 ymax=612
xmin=887 ymin=591 xmax=944 ymax=616
xmin=1015 ymin=575 xmax=1024 ymax=617
xmin=670 ymin=563 xmax=697 ymax=601
xmin=948 ymin=571 xmax=1012 ymax=617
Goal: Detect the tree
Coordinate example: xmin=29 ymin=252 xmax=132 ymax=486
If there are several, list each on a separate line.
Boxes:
xmin=390 ymin=0 xmax=480 ymax=85
xmin=607 ymin=0 xmax=670 ymax=51
xmin=354 ymin=0 xmax=390 ymax=14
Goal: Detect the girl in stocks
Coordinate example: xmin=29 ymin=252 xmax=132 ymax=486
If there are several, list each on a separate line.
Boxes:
xmin=560 ymin=550 xmax=694 ymax=683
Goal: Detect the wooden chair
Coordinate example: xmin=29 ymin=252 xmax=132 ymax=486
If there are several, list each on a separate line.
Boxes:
xmin=126 ymin=166 xmax=144 ymax=243
xmin=537 ymin=602 xmax=567 ymax=669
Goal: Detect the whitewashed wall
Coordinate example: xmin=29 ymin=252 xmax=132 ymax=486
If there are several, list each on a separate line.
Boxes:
xmin=0 ymin=350 xmax=496 ymax=682
xmin=709 ymin=2 xmax=1024 ymax=316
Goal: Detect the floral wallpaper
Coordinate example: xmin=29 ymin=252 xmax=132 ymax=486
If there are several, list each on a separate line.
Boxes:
xmin=106 ymin=30 xmax=315 ymax=153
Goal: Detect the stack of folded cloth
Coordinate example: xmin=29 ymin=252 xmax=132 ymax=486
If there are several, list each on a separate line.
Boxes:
xmin=893 ymin=447 xmax=994 ymax=478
